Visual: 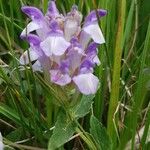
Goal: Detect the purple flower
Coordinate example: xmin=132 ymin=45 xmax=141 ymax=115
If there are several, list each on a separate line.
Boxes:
xmin=20 ymin=0 xmax=107 ymax=95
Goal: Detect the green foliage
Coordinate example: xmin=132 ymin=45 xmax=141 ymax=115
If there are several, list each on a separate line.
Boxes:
xmin=6 ymin=128 xmax=24 ymax=142
xmin=71 ymin=95 xmax=95 ymax=119
xmin=0 ymin=104 xmax=22 ymax=126
xmin=0 ymin=0 xmax=150 ymax=149
xmin=90 ymin=115 xmax=112 ymax=150
xmin=48 ymin=110 xmax=76 ymax=150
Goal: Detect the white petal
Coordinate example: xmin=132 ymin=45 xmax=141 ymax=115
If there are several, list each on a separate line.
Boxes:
xmin=79 ymin=31 xmax=91 ymax=49
xmin=50 ymin=55 xmax=62 ymax=64
xmin=50 ymin=70 xmax=71 ymax=86
xmin=73 ymin=73 xmax=99 ymax=95
xmin=83 ymin=23 xmax=105 ymax=44
xmin=68 ymin=50 xmax=82 ymax=72
xmin=36 ymin=23 xmax=50 ymax=40
xmin=36 ymin=29 xmax=47 ymax=40
xmin=21 ymin=22 xmax=41 ymax=37
xmin=20 ymin=49 xmax=39 ymax=65
xmin=32 ymin=60 xmax=43 ymax=72
xmin=64 ymin=19 xmax=78 ymax=41
xmin=40 ymin=36 xmax=70 ymax=56
xmin=0 ymin=133 xmax=4 ymax=150
xmin=93 ymin=55 xmax=101 ymax=66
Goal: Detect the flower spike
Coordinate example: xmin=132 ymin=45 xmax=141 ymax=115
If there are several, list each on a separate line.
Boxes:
xmin=20 ymin=0 xmax=107 ymax=95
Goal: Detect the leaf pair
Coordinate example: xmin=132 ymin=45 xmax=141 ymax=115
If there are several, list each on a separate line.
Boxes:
xmin=48 ymin=95 xmax=112 ymax=150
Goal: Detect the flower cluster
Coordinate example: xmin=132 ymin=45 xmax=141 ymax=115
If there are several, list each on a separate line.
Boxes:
xmin=20 ymin=0 xmax=106 ymax=95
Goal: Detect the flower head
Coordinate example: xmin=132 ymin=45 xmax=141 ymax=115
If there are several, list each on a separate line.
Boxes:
xmin=20 ymin=0 xmax=107 ymax=95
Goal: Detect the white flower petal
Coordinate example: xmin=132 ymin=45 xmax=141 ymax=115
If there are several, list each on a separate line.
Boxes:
xmin=20 ymin=49 xmax=39 ymax=65
xmin=83 ymin=23 xmax=105 ymax=44
xmin=79 ymin=31 xmax=91 ymax=49
xmin=73 ymin=73 xmax=99 ymax=95
xmin=64 ymin=19 xmax=78 ymax=41
xmin=32 ymin=60 xmax=43 ymax=72
xmin=21 ymin=22 xmax=41 ymax=37
xmin=67 ymin=50 xmax=82 ymax=72
xmin=93 ymin=55 xmax=101 ymax=66
xmin=40 ymin=36 xmax=70 ymax=56
xmin=0 ymin=132 xmax=4 ymax=150
xmin=50 ymin=70 xmax=71 ymax=86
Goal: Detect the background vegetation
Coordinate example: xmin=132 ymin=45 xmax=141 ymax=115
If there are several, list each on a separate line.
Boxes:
xmin=0 ymin=0 xmax=150 ymax=149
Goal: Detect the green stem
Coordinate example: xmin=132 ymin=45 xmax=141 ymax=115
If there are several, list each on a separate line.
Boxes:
xmin=141 ymin=103 xmax=150 ymax=148
xmin=76 ymin=128 xmax=97 ymax=150
xmin=119 ymin=17 xmax=150 ymax=150
xmin=107 ymin=0 xmax=126 ymax=147
xmin=45 ymin=95 xmax=53 ymax=127
xmin=43 ymin=0 xmax=48 ymax=14
xmin=44 ymin=68 xmax=54 ymax=127
xmin=66 ymin=109 xmax=97 ymax=150
xmin=130 ymin=19 xmax=150 ymax=150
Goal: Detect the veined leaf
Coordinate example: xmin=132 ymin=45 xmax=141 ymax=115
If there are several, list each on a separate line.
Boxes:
xmin=48 ymin=110 xmax=76 ymax=150
xmin=71 ymin=95 xmax=95 ymax=119
xmin=90 ymin=115 xmax=112 ymax=150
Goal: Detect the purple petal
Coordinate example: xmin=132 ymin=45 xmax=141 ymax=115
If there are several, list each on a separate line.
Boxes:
xmin=50 ymin=20 xmax=60 ymax=31
xmin=86 ymin=54 xmax=101 ymax=66
xmin=21 ymin=6 xmax=44 ymax=21
xmin=27 ymin=34 xmax=41 ymax=46
xmin=69 ymin=38 xmax=85 ymax=55
xmin=70 ymin=37 xmax=82 ymax=49
xmin=47 ymin=0 xmax=59 ymax=17
xmin=83 ymin=23 xmax=105 ymax=44
xmin=68 ymin=5 xmax=82 ymax=24
xmin=80 ymin=59 xmax=94 ymax=73
xmin=73 ymin=73 xmax=99 ymax=95
xmin=80 ymin=67 xmax=93 ymax=74
xmin=50 ymin=70 xmax=71 ymax=86
xmin=67 ymin=45 xmax=84 ymax=73
xmin=86 ymin=42 xmax=98 ymax=54
xmin=84 ymin=9 xmax=107 ymax=25
xmin=20 ymin=49 xmax=39 ymax=65
xmin=59 ymin=60 xmax=70 ymax=73
xmin=40 ymin=35 xmax=70 ymax=56
xmin=85 ymin=43 xmax=101 ymax=66
xmin=25 ymin=34 xmax=44 ymax=57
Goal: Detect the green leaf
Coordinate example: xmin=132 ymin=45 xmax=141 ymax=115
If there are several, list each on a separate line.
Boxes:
xmin=90 ymin=115 xmax=112 ymax=150
xmin=48 ymin=110 xmax=76 ymax=150
xmin=4 ymin=146 xmax=15 ymax=150
xmin=6 ymin=128 xmax=23 ymax=142
xmin=71 ymin=95 xmax=95 ymax=119
xmin=0 ymin=104 xmax=21 ymax=125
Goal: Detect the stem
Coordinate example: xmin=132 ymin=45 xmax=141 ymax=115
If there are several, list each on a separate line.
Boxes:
xmin=141 ymin=102 xmax=150 ymax=147
xmin=66 ymin=109 xmax=98 ymax=150
xmin=107 ymin=0 xmax=126 ymax=146
xmin=43 ymin=0 xmax=48 ymax=14
xmin=76 ymin=128 xmax=97 ymax=150
xmin=44 ymin=68 xmax=54 ymax=127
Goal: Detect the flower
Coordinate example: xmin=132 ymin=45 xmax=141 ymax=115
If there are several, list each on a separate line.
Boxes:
xmin=0 ymin=132 xmax=4 ymax=150
xmin=20 ymin=0 xmax=107 ymax=95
